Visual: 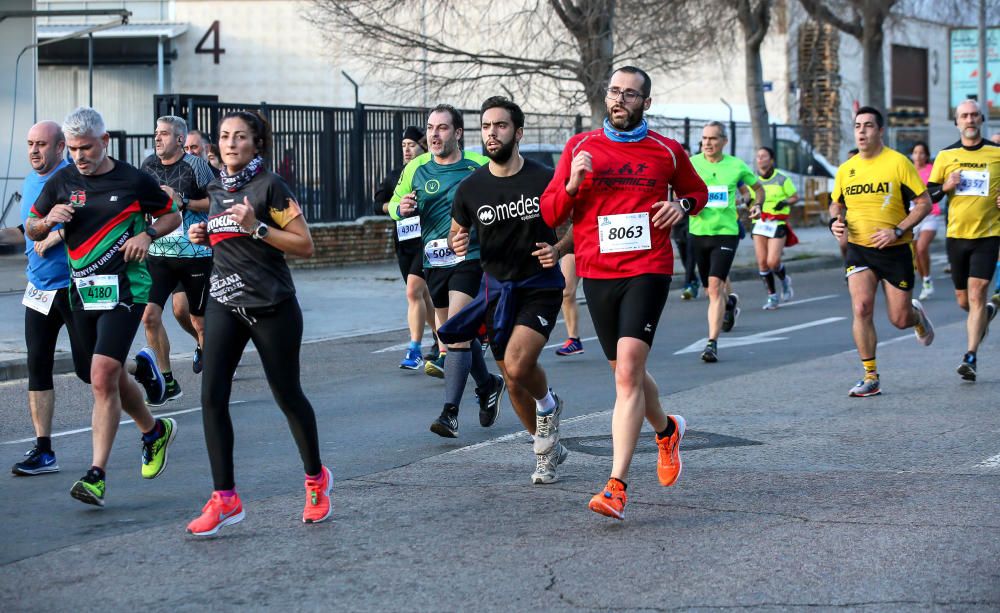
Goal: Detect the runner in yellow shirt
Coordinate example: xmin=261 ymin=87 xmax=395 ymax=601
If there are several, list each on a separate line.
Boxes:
xmin=926 ymin=99 xmax=1000 ymax=381
xmin=829 ymin=106 xmax=935 ymax=397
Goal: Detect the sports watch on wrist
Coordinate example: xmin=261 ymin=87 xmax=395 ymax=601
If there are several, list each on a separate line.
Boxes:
xmin=145 ymin=226 xmax=158 ymax=239
xmin=251 ymin=222 xmax=269 ymax=240
xmin=893 ymin=226 xmax=904 ymax=239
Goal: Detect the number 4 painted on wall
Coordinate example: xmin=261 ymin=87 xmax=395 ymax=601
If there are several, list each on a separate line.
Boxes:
xmin=195 ymin=20 xmax=225 ymax=64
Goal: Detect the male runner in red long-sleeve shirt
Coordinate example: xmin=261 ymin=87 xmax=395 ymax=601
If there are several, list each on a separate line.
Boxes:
xmin=541 ymin=65 xmax=708 ymax=520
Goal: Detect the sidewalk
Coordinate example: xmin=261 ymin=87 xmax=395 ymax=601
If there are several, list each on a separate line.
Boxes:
xmin=0 ymin=225 xmax=845 ymax=381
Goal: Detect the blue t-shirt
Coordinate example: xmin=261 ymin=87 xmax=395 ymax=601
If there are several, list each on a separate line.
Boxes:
xmin=21 ymin=160 xmax=71 ymax=290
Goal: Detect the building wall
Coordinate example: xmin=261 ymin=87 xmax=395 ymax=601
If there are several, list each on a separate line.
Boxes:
xmin=0 ymin=0 xmax=37 ymax=229
xmin=37 ymin=65 xmax=160 ymax=134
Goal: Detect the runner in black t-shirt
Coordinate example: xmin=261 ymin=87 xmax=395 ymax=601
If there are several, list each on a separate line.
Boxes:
xmin=450 ymin=97 xmax=572 ymax=484
xmin=139 ymin=115 xmax=217 ymax=403
xmin=185 ymin=110 xmax=332 ymax=536
xmin=372 ymin=127 xmax=440 ymax=369
xmin=26 ymin=107 xmax=180 ymax=507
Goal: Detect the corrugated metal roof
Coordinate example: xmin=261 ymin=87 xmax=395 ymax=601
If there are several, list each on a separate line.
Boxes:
xmin=38 ymin=22 xmax=187 ymax=39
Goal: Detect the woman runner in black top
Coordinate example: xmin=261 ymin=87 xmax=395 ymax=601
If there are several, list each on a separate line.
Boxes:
xmin=185 ymin=110 xmax=332 ymax=536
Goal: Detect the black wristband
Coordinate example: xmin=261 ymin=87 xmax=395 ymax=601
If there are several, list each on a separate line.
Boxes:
xmin=828 ymin=217 xmax=837 ymax=233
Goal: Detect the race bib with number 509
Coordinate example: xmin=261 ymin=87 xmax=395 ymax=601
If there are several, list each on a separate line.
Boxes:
xmin=424 ymin=238 xmax=464 ymax=267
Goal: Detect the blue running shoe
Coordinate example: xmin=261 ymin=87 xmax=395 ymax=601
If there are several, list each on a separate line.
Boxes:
xmin=135 ymin=347 xmax=166 ymax=406
xmin=400 ymin=347 xmax=423 ymax=370
xmin=555 ymin=338 xmax=584 ymax=356
xmin=12 ymin=446 xmax=59 ymax=476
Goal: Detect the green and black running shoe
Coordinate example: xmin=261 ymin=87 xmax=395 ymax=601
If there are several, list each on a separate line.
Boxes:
xmin=141 ymin=417 xmax=177 ymax=479
xmin=70 ymin=469 xmax=106 ymax=507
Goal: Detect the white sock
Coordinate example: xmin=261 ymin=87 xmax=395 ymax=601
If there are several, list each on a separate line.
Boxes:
xmin=535 ymin=391 xmax=556 ymax=414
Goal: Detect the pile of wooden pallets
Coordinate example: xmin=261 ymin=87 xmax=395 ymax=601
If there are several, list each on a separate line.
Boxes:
xmin=797 ymin=21 xmax=841 ymax=162
xmin=888 ymin=106 xmax=929 ymax=127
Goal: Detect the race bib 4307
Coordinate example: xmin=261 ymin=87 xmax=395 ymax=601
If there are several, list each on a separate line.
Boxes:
xmin=396 ymin=216 xmax=421 ymax=241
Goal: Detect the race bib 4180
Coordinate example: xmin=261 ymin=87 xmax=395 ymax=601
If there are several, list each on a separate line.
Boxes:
xmin=75 ymin=275 xmax=119 ymax=311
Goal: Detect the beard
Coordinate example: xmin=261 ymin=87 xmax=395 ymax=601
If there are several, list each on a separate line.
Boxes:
xmin=607 ymin=104 xmax=643 ymax=131
xmin=484 ymin=137 xmax=516 ymax=163
xmin=962 ymin=126 xmax=982 ymax=140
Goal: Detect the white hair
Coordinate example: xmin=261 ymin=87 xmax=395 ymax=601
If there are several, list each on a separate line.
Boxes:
xmin=63 ymin=107 xmax=106 ymax=139
xmin=156 ymin=115 xmax=189 ymax=139
xmin=704 ymin=120 xmax=728 ymax=139
xmin=956 ymin=98 xmax=983 ymax=118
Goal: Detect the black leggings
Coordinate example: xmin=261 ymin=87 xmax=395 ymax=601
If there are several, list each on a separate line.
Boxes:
xmin=24 ymin=287 xmax=90 ymax=390
xmin=201 ymin=297 xmax=322 ymax=490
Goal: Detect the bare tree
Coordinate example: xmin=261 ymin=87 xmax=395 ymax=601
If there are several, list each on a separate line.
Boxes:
xmin=730 ymin=0 xmax=773 ymax=149
xmin=797 ymin=0 xmax=898 ymax=109
xmin=308 ymin=0 xmax=724 ymax=128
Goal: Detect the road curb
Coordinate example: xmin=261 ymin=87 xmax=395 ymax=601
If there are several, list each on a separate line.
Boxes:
xmin=0 ymin=353 xmax=78 ymax=383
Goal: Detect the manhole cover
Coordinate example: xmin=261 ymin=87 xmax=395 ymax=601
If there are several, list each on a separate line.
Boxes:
xmin=562 ymin=430 xmax=762 ymax=457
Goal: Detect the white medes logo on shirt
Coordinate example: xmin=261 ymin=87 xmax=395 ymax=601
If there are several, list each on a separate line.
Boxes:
xmin=476 ymin=194 xmax=540 ymax=226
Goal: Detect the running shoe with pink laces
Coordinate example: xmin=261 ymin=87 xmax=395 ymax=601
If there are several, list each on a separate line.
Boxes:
xmin=187 ymin=491 xmax=245 ymax=536
xmin=303 ymin=465 xmax=333 ymax=524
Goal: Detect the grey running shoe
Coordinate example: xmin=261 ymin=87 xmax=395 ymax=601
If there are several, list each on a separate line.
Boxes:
xmin=918 ymin=278 xmax=934 ymax=301
xmin=533 ymin=393 xmax=563 ymax=455
xmin=911 ymin=299 xmax=934 ymax=346
xmin=780 ymin=275 xmax=794 ymax=301
xmin=762 ymin=294 xmax=779 ymax=310
xmin=531 ymin=443 xmax=569 ymax=485
xmin=701 ymin=341 xmax=718 ymax=363
xmin=982 ymin=302 xmax=997 ymax=343
xmin=849 ymin=377 xmax=881 ymax=397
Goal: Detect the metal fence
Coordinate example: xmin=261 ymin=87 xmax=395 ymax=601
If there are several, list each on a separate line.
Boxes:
xmin=97 ymin=96 xmax=849 ymax=222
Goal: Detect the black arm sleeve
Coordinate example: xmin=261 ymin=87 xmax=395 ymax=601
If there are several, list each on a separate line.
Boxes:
xmin=925 ymin=182 xmax=946 ymax=203
xmin=373 ymin=168 xmax=403 ymax=216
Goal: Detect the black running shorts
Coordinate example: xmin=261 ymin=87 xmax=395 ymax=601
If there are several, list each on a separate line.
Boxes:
xmin=396 ymin=239 xmax=425 ymax=282
xmin=73 ymin=303 xmax=145 ymax=366
xmin=147 ymin=255 xmax=212 ymax=316
xmin=689 ymin=234 xmax=739 ymax=287
xmin=582 ymin=274 xmax=671 ymax=361
xmin=425 ymin=259 xmax=483 ymax=309
xmin=484 ymin=287 xmax=562 ymax=361
xmin=946 ymin=236 xmax=1000 ymax=290
xmin=844 ymin=242 xmax=915 ymax=291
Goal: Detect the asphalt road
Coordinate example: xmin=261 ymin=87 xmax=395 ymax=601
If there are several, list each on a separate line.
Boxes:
xmin=2 ymin=264 xmax=998 ymax=610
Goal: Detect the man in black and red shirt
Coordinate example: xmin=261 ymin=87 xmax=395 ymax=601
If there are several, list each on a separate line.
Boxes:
xmin=27 ymin=107 xmax=181 ymax=507
xmin=541 ymin=66 xmax=708 ymax=520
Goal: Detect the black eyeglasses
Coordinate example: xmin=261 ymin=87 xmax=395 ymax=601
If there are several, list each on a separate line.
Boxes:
xmin=606 ymin=87 xmax=644 ymax=103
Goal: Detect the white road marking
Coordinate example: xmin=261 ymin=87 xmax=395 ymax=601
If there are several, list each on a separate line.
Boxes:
xmin=779 ymin=294 xmax=838 ymax=307
xmin=976 ymin=453 xmax=1000 ymax=468
xmin=675 ymin=317 xmax=845 ymax=354
xmin=1 ymin=401 xmax=246 ymax=446
xmin=445 ymin=410 xmax=612 ymax=454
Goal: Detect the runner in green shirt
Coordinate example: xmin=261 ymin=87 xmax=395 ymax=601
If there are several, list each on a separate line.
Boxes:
xmin=389 ymin=104 xmax=504 ymax=438
xmin=751 ymin=146 xmax=799 ymax=310
xmin=688 ymin=121 xmax=763 ymax=362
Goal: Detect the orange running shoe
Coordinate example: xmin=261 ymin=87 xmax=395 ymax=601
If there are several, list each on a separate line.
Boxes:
xmin=656 ymin=414 xmax=686 ymax=486
xmin=187 ymin=491 xmax=245 ymax=536
xmin=303 ymin=465 xmax=333 ymax=524
xmin=588 ymin=479 xmax=628 ymax=520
